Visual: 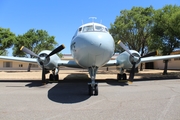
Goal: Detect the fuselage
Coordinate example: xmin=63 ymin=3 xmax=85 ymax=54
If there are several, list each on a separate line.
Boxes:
xmin=70 ymin=22 xmax=115 ymax=68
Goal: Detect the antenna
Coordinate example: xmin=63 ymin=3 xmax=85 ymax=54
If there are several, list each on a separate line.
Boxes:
xmin=89 ymin=17 xmax=97 ymax=22
xmin=81 ymin=20 xmax=84 ymax=25
xmin=100 ymin=20 xmax=102 ymax=24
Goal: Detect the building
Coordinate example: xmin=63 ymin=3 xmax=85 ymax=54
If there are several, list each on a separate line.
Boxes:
xmin=0 ymin=60 xmax=40 ymax=71
xmin=146 ymin=50 xmax=180 ymax=69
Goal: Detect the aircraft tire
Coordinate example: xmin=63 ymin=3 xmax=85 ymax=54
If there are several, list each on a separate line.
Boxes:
xmin=55 ymin=74 xmax=59 ymax=81
xmin=117 ymin=74 xmax=121 ymax=80
xmin=49 ymin=74 xmax=53 ymax=80
xmin=94 ymin=84 xmax=98 ymax=96
xmin=88 ymin=85 xmax=93 ymax=95
xmin=123 ymin=73 xmax=127 ymax=80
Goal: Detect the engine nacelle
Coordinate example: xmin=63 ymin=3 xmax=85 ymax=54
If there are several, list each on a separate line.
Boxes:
xmin=37 ymin=50 xmax=61 ymax=70
xmin=116 ymin=50 xmax=141 ymax=69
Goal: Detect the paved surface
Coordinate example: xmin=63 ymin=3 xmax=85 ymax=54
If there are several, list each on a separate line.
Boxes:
xmin=0 ymin=70 xmax=180 ymax=120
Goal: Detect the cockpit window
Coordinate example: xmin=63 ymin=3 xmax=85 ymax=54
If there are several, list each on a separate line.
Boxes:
xmin=95 ymin=25 xmax=105 ymax=31
xmin=83 ymin=25 xmax=94 ymax=32
xmin=79 ymin=27 xmax=82 ymax=32
xmin=82 ymin=24 xmax=109 ymax=32
xmin=105 ymin=28 xmax=108 ymax=32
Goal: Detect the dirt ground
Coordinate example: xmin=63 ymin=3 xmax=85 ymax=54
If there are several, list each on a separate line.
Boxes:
xmin=0 ymin=69 xmax=180 ymax=80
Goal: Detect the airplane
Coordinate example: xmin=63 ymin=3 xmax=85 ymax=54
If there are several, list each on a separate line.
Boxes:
xmin=1 ymin=21 xmax=180 ymax=96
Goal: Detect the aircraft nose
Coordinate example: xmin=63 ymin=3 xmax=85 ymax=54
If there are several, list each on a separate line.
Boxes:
xmin=72 ymin=32 xmax=114 ymax=68
xmin=76 ymin=32 xmax=114 ymax=55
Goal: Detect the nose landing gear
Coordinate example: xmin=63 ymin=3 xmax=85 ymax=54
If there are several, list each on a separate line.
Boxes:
xmin=88 ymin=66 xmax=98 ymax=96
xmin=88 ymin=82 xmax=98 ymax=96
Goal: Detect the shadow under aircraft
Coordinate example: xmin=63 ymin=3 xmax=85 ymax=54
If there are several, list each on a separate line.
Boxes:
xmin=47 ymin=73 xmax=91 ymax=104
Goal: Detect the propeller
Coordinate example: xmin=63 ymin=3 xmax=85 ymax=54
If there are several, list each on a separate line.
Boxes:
xmin=118 ymin=40 xmax=140 ymax=82
xmin=141 ymin=51 xmax=157 ymax=58
xmin=20 ymin=44 xmax=65 ymax=84
xmin=42 ymin=64 xmax=46 ymax=84
xmin=117 ymin=40 xmax=133 ymax=57
xmin=128 ymin=62 xmax=136 ymax=83
xmin=46 ymin=44 xmax=65 ymax=58
xmin=117 ymin=40 xmax=157 ymax=82
xmin=20 ymin=46 xmax=39 ymax=58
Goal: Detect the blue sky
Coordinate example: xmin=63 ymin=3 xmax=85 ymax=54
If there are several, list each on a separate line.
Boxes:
xmin=1 ymin=0 xmax=180 ymax=56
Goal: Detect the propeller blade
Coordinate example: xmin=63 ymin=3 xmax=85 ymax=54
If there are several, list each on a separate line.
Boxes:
xmin=129 ymin=62 xmax=136 ymax=82
xmin=20 ymin=46 xmax=39 ymax=58
xmin=141 ymin=51 xmax=157 ymax=58
xmin=46 ymin=44 xmax=65 ymax=58
xmin=117 ymin=40 xmax=133 ymax=56
xmin=42 ymin=64 xmax=46 ymax=84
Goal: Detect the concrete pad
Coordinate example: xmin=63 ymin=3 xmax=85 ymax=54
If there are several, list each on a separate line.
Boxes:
xmin=0 ymin=69 xmax=180 ymax=120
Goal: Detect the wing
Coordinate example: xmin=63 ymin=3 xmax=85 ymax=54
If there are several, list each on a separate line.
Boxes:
xmin=0 ymin=56 xmax=82 ymax=68
xmin=103 ymin=60 xmax=118 ymax=67
xmin=141 ymin=54 xmax=180 ymax=63
xmin=58 ymin=60 xmax=82 ymax=68
xmin=103 ymin=54 xmax=180 ymax=67
xmin=0 ymin=56 xmax=37 ymax=63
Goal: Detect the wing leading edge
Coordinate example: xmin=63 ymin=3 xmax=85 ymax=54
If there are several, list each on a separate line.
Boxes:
xmin=103 ymin=60 xmax=118 ymax=67
xmin=104 ymin=54 xmax=180 ymax=67
xmin=0 ymin=56 xmax=37 ymax=63
xmin=0 ymin=56 xmax=82 ymax=68
xmin=58 ymin=60 xmax=82 ymax=68
xmin=141 ymin=54 xmax=180 ymax=63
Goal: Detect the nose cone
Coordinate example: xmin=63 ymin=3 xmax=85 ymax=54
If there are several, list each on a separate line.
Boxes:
xmin=71 ymin=32 xmax=115 ymax=68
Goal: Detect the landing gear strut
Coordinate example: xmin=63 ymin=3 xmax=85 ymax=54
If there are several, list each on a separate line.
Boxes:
xmin=88 ymin=66 xmax=98 ymax=96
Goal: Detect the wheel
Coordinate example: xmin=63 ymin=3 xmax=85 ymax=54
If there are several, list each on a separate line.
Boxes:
xmin=88 ymin=85 xmax=93 ymax=95
xmin=55 ymin=74 xmax=59 ymax=81
xmin=117 ymin=74 xmax=121 ymax=80
xmin=94 ymin=84 xmax=98 ymax=96
xmin=49 ymin=74 xmax=53 ymax=80
xmin=122 ymin=73 xmax=127 ymax=80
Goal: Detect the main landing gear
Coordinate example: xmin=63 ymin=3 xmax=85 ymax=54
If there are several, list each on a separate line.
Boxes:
xmin=88 ymin=66 xmax=98 ymax=96
xmin=49 ymin=74 xmax=59 ymax=81
xmin=117 ymin=68 xmax=127 ymax=81
xmin=117 ymin=73 xmax=127 ymax=80
xmin=49 ymin=68 xmax=59 ymax=82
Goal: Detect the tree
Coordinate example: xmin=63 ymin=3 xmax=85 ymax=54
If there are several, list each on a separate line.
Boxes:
xmin=13 ymin=29 xmax=58 ymax=71
xmin=109 ymin=6 xmax=155 ymax=70
xmin=0 ymin=27 xmax=16 ymax=55
xmin=57 ymin=53 xmax=63 ymax=58
xmin=150 ymin=5 xmax=180 ymax=75
xmin=0 ymin=50 xmax=8 ymax=56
